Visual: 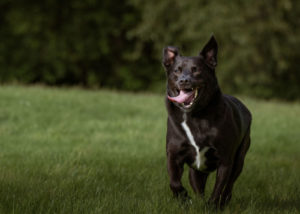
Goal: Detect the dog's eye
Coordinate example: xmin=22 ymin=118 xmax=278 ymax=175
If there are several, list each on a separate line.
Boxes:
xmin=191 ymin=67 xmax=197 ymax=73
xmin=175 ymin=67 xmax=182 ymax=73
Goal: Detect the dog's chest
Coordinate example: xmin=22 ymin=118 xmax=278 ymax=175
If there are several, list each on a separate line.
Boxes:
xmin=181 ymin=119 xmax=212 ymax=171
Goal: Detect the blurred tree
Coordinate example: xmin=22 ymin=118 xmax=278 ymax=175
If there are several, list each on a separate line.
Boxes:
xmin=0 ymin=0 xmax=157 ymax=90
xmin=0 ymin=0 xmax=299 ymax=99
xmin=129 ymin=0 xmax=300 ymax=99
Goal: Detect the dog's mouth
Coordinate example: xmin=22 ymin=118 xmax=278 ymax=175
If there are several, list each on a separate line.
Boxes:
xmin=167 ymin=88 xmax=199 ymax=108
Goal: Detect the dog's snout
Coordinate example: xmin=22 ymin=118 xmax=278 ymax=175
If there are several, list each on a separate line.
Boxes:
xmin=179 ymin=78 xmax=189 ymax=84
xmin=178 ymin=75 xmax=191 ymax=86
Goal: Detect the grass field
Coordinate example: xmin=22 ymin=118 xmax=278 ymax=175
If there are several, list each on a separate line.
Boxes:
xmin=0 ymin=85 xmax=299 ymax=214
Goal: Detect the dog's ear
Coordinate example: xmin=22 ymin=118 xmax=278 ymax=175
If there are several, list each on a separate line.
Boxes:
xmin=163 ymin=46 xmax=179 ymax=68
xmin=200 ymin=36 xmax=218 ymax=68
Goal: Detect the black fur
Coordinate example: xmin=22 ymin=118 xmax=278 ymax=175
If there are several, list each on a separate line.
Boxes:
xmin=162 ymin=36 xmax=252 ymax=208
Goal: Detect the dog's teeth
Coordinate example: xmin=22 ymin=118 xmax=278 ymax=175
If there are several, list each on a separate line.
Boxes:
xmin=194 ymin=89 xmax=198 ymax=98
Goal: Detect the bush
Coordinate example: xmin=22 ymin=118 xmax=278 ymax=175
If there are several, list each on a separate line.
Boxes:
xmin=129 ymin=0 xmax=300 ymax=100
xmin=0 ymin=0 xmax=299 ymax=100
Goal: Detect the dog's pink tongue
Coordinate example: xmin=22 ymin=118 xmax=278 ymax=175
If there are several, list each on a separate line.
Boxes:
xmin=168 ymin=90 xmax=194 ymax=103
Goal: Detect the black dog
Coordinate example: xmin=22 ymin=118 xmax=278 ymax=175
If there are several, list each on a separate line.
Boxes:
xmin=162 ymin=36 xmax=252 ymax=208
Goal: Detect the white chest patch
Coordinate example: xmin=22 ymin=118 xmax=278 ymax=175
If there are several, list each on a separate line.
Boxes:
xmin=181 ymin=120 xmax=209 ymax=171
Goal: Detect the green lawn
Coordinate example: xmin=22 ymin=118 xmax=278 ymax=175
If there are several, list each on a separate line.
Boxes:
xmin=0 ymin=85 xmax=299 ymax=214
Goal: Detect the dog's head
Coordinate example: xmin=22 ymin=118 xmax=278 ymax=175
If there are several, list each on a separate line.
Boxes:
xmin=163 ymin=36 xmax=219 ymax=112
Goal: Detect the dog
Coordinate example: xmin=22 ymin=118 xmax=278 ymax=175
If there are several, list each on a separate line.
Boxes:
xmin=162 ymin=36 xmax=252 ymax=208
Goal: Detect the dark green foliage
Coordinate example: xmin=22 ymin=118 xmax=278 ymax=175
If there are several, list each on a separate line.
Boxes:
xmin=130 ymin=0 xmax=300 ymax=99
xmin=0 ymin=0 xmax=299 ymax=99
xmin=0 ymin=0 xmax=157 ymax=90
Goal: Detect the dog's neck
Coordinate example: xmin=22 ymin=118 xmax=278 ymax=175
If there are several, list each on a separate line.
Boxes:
xmin=191 ymin=87 xmax=222 ymax=116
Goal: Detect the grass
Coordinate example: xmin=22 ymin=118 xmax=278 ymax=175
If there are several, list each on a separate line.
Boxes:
xmin=0 ymin=85 xmax=299 ymax=214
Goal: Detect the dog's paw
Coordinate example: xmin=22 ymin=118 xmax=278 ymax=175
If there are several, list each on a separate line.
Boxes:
xmin=179 ymin=195 xmax=193 ymax=209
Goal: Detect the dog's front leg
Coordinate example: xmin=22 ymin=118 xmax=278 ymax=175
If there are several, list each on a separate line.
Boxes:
xmin=167 ymin=154 xmax=189 ymax=199
xmin=208 ymin=164 xmax=232 ymax=207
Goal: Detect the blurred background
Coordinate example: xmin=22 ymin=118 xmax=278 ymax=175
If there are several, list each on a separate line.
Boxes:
xmin=0 ymin=0 xmax=299 ymax=100
xmin=0 ymin=2 xmax=300 ymax=213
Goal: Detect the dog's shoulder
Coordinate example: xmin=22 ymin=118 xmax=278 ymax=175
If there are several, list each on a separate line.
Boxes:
xmin=223 ymin=94 xmax=251 ymax=117
xmin=222 ymin=94 xmax=252 ymax=133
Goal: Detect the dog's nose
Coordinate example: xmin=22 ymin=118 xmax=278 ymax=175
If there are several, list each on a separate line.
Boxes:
xmin=178 ymin=75 xmax=191 ymax=85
